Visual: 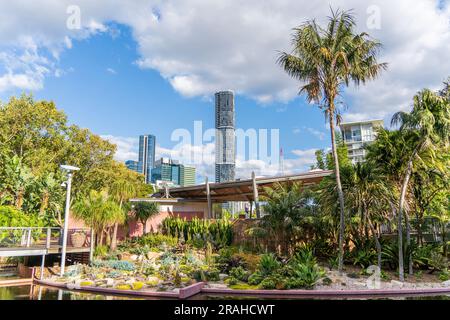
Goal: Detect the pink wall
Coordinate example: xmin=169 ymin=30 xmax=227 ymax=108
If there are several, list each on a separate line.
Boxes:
xmin=67 ymin=202 xmax=207 ymax=240
xmin=125 ymin=210 xmax=204 ymax=239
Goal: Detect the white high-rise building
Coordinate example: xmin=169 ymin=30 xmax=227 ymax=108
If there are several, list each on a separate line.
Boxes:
xmin=339 ymin=119 xmax=384 ymax=163
xmin=215 ymin=90 xmax=236 ymax=183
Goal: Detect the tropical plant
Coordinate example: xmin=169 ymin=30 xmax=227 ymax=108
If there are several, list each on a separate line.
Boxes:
xmin=132 ymin=201 xmax=160 ymax=235
xmin=258 ymin=253 xmax=281 ymax=276
xmin=278 ymin=8 xmax=386 ymax=271
xmin=72 ymin=190 xmax=124 ymax=246
xmin=109 ymin=174 xmax=138 ymax=250
xmin=391 ymin=87 xmax=450 ymax=280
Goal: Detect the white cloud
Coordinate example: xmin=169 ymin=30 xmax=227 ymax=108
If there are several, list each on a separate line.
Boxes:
xmin=106 ymin=67 xmax=117 ymax=75
xmin=100 ymin=135 xmax=138 ymax=163
xmin=1 ymin=0 xmax=448 ymax=122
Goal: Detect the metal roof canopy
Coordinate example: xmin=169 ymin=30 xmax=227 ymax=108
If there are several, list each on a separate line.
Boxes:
xmin=151 ymin=170 xmax=332 ymax=203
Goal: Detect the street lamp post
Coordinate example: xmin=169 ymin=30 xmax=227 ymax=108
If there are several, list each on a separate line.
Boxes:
xmin=60 ymin=165 xmax=79 ymax=276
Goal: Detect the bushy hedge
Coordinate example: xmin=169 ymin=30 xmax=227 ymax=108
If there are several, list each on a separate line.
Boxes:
xmin=136 ymin=233 xmax=178 ymax=248
xmin=0 ymin=206 xmax=44 ymax=245
xmin=161 ymin=217 xmax=233 ymax=247
xmin=0 ymin=205 xmax=42 ymax=227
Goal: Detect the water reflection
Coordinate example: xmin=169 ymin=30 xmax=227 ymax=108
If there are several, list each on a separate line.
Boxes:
xmin=0 ymin=285 xmax=449 ymax=300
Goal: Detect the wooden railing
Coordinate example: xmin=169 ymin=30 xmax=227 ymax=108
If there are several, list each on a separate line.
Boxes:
xmin=0 ymin=227 xmax=91 ymax=249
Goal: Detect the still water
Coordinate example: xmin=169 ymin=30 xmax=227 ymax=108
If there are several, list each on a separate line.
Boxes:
xmin=0 ymin=284 xmax=449 ymax=300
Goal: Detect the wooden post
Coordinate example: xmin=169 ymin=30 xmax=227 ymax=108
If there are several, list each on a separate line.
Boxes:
xmin=206 ymin=177 xmax=212 ymax=219
xmin=40 ymin=254 xmax=45 ymax=280
xmin=252 ymin=172 xmax=260 ymax=219
xmin=89 ymin=228 xmax=95 ymax=262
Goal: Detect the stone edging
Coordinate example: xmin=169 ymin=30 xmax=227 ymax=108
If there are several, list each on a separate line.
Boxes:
xmin=34 ymin=277 xmax=450 ymax=299
xmin=35 ymin=279 xmax=205 ymax=299
xmin=201 ymin=286 xmax=450 ymax=297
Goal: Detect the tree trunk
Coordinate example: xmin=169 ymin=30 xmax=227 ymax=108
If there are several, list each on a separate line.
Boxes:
xmin=442 ymin=223 xmax=447 ymax=257
xmin=99 ymin=230 xmax=104 ymax=246
xmin=105 ymin=228 xmax=111 ymax=246
xmin=143 ymin=220 xmax=147 ymax=235
xmin=110 ymin=223 xmax=119 ymax=251
xmin=404 ymin=211 xmax=413 ymax=276
xmin=368 ymin=216 xmax=382 ymax=270
xmin=329 ymin=113 xmax=346 ymax=272
xmin=398 ymin=158 xmax=414 ymax=281
xmin=110 ymin=199 xmax=123 ymax=252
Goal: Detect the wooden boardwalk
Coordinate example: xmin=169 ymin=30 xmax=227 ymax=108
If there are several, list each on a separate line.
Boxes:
xmin=0 ymin=227 xmax=92 ymax=258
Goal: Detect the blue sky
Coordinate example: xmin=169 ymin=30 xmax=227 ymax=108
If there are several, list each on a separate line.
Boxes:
xmin=0 ymin=1 xmax=449 ymax=181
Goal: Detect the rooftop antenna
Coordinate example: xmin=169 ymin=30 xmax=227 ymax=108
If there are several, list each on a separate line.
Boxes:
xmin=279 ymin=147 xmax=285 ymax=176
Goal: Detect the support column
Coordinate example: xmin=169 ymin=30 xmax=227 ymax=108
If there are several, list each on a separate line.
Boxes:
xmin=89 ymin=228 xmax=95 ymax=262
xmin=206 ymin=177 xmax=212 ymax=219
xmin=252 ymin=172 xmax=260 ymax=219
xmin=40 ymin=254 xmax=45 ymax=280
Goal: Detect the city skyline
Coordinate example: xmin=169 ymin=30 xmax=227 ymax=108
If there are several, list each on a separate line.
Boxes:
xmin=0 ymin=1 xmax=449 ymax=181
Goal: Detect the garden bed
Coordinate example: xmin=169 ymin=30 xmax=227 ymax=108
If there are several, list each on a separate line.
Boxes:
xmin=35 ymin=278 xmax=204 ymax=299
xmin=35 ymin=277 xmax=450 ymax=299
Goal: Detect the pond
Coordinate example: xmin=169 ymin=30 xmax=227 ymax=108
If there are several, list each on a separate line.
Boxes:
xmin=0 ymin=284 xmax=449 ymax=300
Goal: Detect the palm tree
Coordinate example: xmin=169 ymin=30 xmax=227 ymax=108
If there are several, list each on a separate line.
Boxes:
xmin=72 ymin=190 xmax=124 ymax=246
xmin=366 ymin=128 xmax=415 ymax=280
xmin=278 ymin=8 xmax=387 ymax=271
xmin=132 ymin=201 xmax=160 ymax=235
xmin=391 ymin=88 xmax=450 ymax=280
xmin=344 ymin=162 xmax=392 ymax=269
xmin=109 ymin=179 xmax=137 ymax=251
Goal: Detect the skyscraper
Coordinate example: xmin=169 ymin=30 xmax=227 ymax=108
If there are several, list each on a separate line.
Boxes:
xmin=215 ymin=90 xmax=236 ymax=183
xmin=180 ymin=165 xmax=196 ymax=187
xmin=138 ymin=134 xmax=156 ymax=184
xmin=151 ymin=158 xmax=196 ymax=187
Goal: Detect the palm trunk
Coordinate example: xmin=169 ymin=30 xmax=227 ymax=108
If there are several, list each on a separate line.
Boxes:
xmin=441 ymin=223 xmax=447 ymax=257
xmin=111 ymin=223 xmax=119 ymax=251
xmin=143 ymin=220 xmax=147 ymax=235
xmin=398 ymin=159 xmax=413 ymax=281
xmin=329 ymin=114 xmax=346 ymax=272
xmin=398 ymin=144 xmax=420 ymax=281
xmin=404 ymin=211 xmax=413 ymax=276
xmin=368 ymin=216 xmax=382 ymax=270
xmin=110 ymin=200 xmax=123 ymax=251
xmin=99 ymin=230 xmax=104 ymax=246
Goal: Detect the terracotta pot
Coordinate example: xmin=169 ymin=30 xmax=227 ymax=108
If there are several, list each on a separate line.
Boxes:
xmin=71 ymin=232 xmax=86 ymax=247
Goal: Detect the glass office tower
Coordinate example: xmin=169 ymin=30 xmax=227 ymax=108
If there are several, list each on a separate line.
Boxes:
xmin=138 ymin=134 xmax=156 ymax=184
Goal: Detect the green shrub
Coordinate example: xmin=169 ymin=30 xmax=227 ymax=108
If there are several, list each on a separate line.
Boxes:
xmin=352 ymin=249 xmax=376 ymax=269
xmin=248 ymin=271 xmax=264 ymax=285
xmin=229 ymin=266 xmax=250 ymax=282
xmin=328 ymin=256 xmax=339 ymax=270
xmin=191 ymin=267 xmax=220 ymax=282
xmin=439 ymin=269 xmax=449 ymax=281
xmin=94 ymin=245 xmax=108 ymax=258
xmin=258 ymin=254 xmax=280 ymax=276
xmin=137 ymin=233 xmax=178 ymax=248
xmin=287 ymin=263 xmax=325 ymax=289
xmin=162 ymin=217 xmax=232 ymax=247
xmin=225 ymin=277 xmax=238 ymax=286
xmin=260 ymin=277 xmax=276 ymax=289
